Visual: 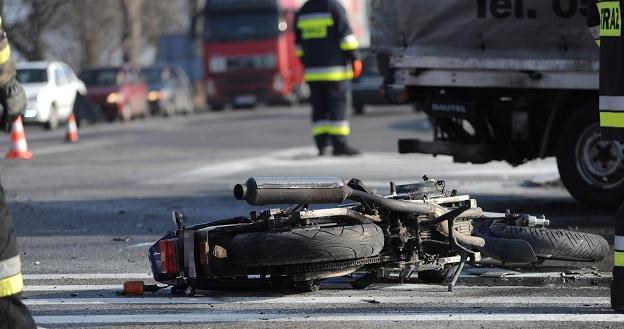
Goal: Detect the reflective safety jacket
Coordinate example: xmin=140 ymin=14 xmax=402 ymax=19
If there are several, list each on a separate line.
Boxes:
xmin=294 ymin=0 xmax=359 ymax=82
xmin=0 ymin=16 xmax=22 ymax=299
xmin=588 ymin=0 xmax=624 ymax=141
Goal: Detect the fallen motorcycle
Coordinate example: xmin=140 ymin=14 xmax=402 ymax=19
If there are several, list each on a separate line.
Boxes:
xmin=149 ymin=176 xmax=608 ymax=295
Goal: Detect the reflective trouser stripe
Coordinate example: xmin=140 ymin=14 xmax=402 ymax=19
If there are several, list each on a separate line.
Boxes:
xmin=615 ymin=236 xmax=624 ymax=267
xmin=616 ymin=235 xmax=624 ymax=251
xmin=601 ymin=96 xmax=624 ymax=111
xmin=0 ymin=255 xmax=21 ymax=279
xmin=296 ymin=45 xmax=304 ymax=58
xmin=616 ymin=251 xmax=624 ymax=267
xmin=305 ymin=66 xmax=353 ymax=82
xmin=312 ymin=121 xmax=350 ymax=136
xmin=600 ymin=112 xmax=624 ymax=128
xmin=0 ymin=272 xmax=23 ymax=297
xmin=312 ymin=122 xmax=327 ymax=136
xmin=600 ymin=96 xmax=624 ymax=127
xmin=340 ymin=34 xmax=359 ymax=51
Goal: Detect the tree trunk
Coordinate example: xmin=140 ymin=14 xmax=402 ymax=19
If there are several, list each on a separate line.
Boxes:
xmin=119 ymin=0 xmax=142 ymax=65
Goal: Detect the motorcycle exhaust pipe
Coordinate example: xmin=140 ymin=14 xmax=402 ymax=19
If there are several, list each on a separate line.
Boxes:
xmin=234 ymin=177 xmax=350 ymax=205
xmin=234 ymin=177 xmax=434 ymax=215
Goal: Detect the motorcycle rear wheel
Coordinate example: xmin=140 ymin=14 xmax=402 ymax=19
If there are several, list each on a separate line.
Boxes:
xmin=489 ymin=224 xmax=608 ymax=262
xmin=229 ymin=223 xmax=385 ymax=267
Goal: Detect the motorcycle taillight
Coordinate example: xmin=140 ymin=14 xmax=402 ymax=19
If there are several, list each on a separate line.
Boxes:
xmin=159 ymin=239 xmax=179 ymax=274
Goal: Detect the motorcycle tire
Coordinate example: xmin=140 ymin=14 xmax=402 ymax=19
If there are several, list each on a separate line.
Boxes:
xmin=490 ymin=224 xmax=608 ymax=262
xmin=229 ymin=223 xmax=385 ymax=267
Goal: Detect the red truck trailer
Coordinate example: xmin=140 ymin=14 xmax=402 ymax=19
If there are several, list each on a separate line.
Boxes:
xmin=202 ymin=0 xmax=305 ymax=110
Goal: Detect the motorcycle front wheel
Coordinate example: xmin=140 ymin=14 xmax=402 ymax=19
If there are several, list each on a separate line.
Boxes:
xmin=489 ymin=224 xmax=608 ymax=262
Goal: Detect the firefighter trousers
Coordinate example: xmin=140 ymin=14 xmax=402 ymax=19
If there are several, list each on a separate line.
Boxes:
xmin=0 ymin=182 xmax=35 ymax=329
xmin=309 ymin=81 xmax=351 ymax=149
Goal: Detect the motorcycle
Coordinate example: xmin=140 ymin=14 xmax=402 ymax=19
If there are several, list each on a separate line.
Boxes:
xmin=149 ymin=176 xmax=609 ymax=295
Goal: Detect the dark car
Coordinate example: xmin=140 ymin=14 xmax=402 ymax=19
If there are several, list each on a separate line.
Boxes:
xmin=351 ymin=49 xmax=388 ymax=115
xmin=141 ymin=64 xmax=194 ymax=116
xmin=79 ymin=66 xmax=149 ymax=121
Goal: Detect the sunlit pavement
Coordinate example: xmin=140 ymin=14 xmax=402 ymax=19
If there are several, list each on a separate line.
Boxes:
xmin=0 ymin=105 xmax=617 ymax=328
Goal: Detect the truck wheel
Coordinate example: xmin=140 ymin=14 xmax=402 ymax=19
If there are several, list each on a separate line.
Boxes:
xmin=229 ymin=223 xmax=384 ymax=267
xmin=490 ymin=224 xmax=608 ymax=262
xmin=557 ymin=103 xmax=624 ymax=207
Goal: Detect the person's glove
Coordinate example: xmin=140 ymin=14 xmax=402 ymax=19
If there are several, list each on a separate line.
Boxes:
xmin=352 ymin=59 xmax=363 ymax=79
xmin=0 ymin=77 xmax=26 ymax=132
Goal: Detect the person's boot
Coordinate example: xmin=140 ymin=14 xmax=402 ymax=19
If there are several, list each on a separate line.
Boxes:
xmin=332 ymin=136 xmax=361 ymax=156
xmin=314 ymin=134 xmax=332 ymax=156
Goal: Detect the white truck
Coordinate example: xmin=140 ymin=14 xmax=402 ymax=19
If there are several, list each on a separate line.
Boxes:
xmin=370 ymin=0 xmax=617 ymax=207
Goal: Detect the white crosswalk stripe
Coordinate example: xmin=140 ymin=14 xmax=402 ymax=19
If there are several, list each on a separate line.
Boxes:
xmin=23 ymin=272 xmax=614 ymax=327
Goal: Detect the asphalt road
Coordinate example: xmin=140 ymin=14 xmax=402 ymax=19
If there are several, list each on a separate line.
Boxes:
xmin=0 ymin=104 xmax=619 ymax=328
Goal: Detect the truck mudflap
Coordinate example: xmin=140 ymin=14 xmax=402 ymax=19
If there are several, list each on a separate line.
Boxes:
xmin=398 ymin=139 xmax=495 ymax=164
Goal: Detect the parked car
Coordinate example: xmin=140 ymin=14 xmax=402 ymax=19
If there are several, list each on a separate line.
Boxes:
xmin=79 ymin=66 xmax=149 ymax=121
xmin=16 ymin=61 xmax=87 ymax=129
xmin=351 ymin=49 xmax=388 ymax=115
xmin=141 ymin=64 xmax=194 ymax=116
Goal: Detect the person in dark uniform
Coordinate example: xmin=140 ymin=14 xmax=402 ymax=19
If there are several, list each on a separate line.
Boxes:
xmin=0 ymin=16 xmax=37 ymax=329
xmin=295 ymin=0 xmax=363 ymax=156
xmin=587 ymin=0 xmax=624 ymax=312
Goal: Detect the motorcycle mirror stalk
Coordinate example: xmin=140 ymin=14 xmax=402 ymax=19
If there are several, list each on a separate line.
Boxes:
xmin=172 ymin=211 xmax=186 ymax=232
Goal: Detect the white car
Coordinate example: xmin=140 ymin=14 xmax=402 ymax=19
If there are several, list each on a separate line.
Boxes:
xmin=16 ymin=61 xmax=87 ymax=129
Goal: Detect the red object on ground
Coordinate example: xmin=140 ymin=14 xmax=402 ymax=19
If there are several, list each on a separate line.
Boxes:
xmin=123 ymin=281 xmax=145 ymax=296
xmin=65 ymin=113 xmax=79 ymax=143
xmin=6 ymin=116 xmax=32 ymax=160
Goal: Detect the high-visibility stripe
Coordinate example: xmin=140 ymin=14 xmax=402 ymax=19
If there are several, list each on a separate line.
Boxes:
xmin=616 ymin=235 xmax=624 ymax=251
xmin=296 ymin=17 xmax=334 ymax=29
xmin=296 ymin=45 xmax=304 ymax=58
xmin=616 ymin=251 xmax=624 ymax=267
xmin=312 ymin=121 xmax=350 ymax=136
xmin=597 ymin=1 xmax=622 ymax=37
xmin=327 ymin=121 xmax=351 ymax=136
xmin=600 ymin=111 xmax=624 ymax=127
xmin=298 ymin=13 xmax=333 ymax=22
xmin=312 ymin=126 xmax=327 ymax=136
xmin=0 ymin=43 xmax=11 ymax=65
xmin=312 ymin=121 xmax=329 ymax=136
xmin=600 ymin=96 xmax=624 ymax=111
xmin=340 ymin=34 xmax=359 ymax=51
xmin=304 ymin=66 xmax=353 ymax=82
xmin=0 ymin=255 xmax=21 ymax=279
xmin=297 ymin=13 xmax=334 ymax=40
xmin=0 ymin=272 xmax=23 ymax=297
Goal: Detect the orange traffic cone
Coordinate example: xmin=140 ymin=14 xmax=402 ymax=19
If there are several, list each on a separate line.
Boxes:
xmin=6 ymin=116 xmax=32 ymax=160
xmin=65 ymin=113 xmax=78 ymax=143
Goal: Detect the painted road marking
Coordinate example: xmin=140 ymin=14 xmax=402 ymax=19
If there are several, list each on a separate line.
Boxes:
xmin=24 ymin=296 xmax=609 ymax=306
xmin=145 ymin=148 xmax=558 ymax=185
xmin=21 ymin=270 xmax=607 ymax=282
xmin=23 ymin=273 xmax=152 ymax=280
xmin=24 ymin=285 xmax=123 ymax=292
xmin=34 ymin=312 xmax=624 ymax=324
